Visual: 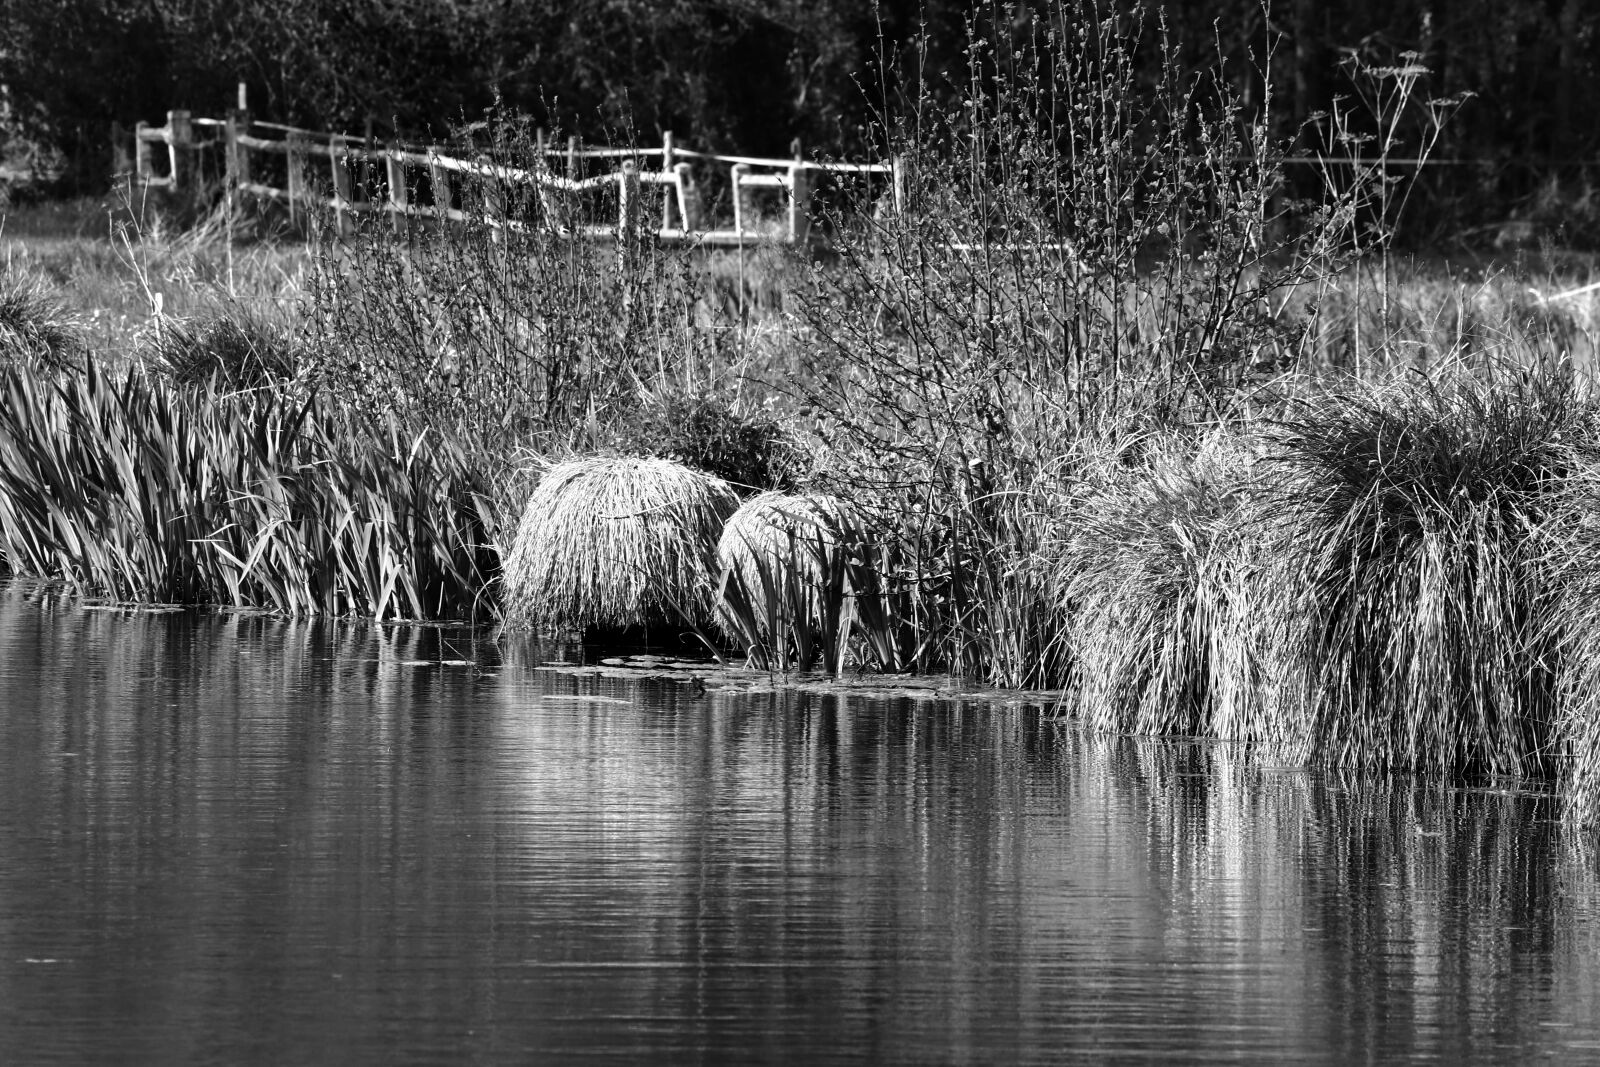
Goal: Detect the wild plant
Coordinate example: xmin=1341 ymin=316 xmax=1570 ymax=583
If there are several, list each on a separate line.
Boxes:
xmin=1305 ymin=50 xmax=1472 ymax=371
xmin=795 ymin=1 xmax=1372 ymax=686
xmin=303 ymin=117 xmax=717 ymax=471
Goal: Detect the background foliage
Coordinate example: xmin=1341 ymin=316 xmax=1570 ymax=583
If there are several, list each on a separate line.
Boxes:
xmin=1 ymin=0 xmax=1596 ymax=240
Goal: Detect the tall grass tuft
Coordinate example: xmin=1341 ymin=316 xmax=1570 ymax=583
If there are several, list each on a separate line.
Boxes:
xmin=0 ymin=362 xmax=495 ymax=619
xmin=0 ymin=271 xmax=86 ymax=373
xmin=715 ymin=492 xmax=863 ymax=671
xmin=1256 ymin=367 xmax=1592 ymax=778
xmin=1057 ymin=436 xmax=1265 ymax=741
xmin=1542 ymin=461 xmax=1600 ymax=831
xmin=499 ymin=456 xmax=737 ymax=636
xmin=140 ymin=309 xmax=302 ymax=388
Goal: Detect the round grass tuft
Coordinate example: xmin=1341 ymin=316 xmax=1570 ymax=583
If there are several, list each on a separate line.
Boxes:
xmin=0 ymin=272 xmax=85 ymax=373
xmin=714 ymin=492 xmax=864 ymax=667
xmin=499 ymin=455 xmax=738 ymax=635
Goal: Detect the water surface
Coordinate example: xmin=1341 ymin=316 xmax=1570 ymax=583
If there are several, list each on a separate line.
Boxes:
xmin=1 ymin=581 xmax=1597 ymax=1064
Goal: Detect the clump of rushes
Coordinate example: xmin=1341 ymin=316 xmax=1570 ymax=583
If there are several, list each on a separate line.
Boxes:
xmin=1057 ymin=436 xmax=1264 ymax=741
xmin=716 ymin=492 xmax=863 ymax=671
xmin=0 ymin=362 xmax=495 ymax=618
xmin=1257 ymin=367 xmax=1593 ymax=778
xmin=0 ymin=271 xmax=85 ymax=373
xmin=499 ymin=456 xmax=738 ymax=636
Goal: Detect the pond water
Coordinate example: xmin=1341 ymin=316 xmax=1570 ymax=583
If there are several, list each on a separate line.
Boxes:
xmin=2 ymin=581 xmax=1599 ymax=1065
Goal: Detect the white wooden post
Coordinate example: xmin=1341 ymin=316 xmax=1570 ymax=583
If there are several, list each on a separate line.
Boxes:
xmin=135 ymin=121 xmax=153 ymax=183
xmin=167 ymin=110 xmax=193 ymax=191
xmin=673 ymin=163 xmax=699 ymax=232
xmin=224 ymin=108 xmax=251 ymax=190
xmin=731 ymin=163 xmax=750 ymax=235
xmin=286 ymin=131 xmax=309 ymax=227
xmin=429 ymin=153 xmax=452 ymax=224
xmin=330 ymin=134 xmax=355 ymax=237
xmin=618 ymin=159 xmax=641 ymax=266
xmin=479 ymin=154 xmax=506 ymax=243
xmin=661 ymin=130 xmax=677 ymax=230
xmin=788 ymin=138 xmax=811 ymax=245
xmin=386 ymin=144 xmax=408 ymax=233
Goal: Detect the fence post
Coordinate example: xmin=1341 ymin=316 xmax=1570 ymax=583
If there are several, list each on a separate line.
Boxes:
xmin=386 ymin=144 xmax=408 ymax=234
xmin=891 ymin=154 xmax=907 ymax=215
xmin=673 ymin=163 xmax=700 ymax=233
xmin=330 ymin=134 xmax=355 ymax=237
xmin=660 ymin=131 xmax=677 ymax=230
xmin=478 ymin=154 xmax=506 ymax=243
xmin=788 ymin=138 xmax=811 ymax=245
xmin=567 ymin=135 xmax=580 ymax=180
xmin=618 ymin=159 xmax=642 ymax=267
xmin=429 ymin=153 xmax=453 ymax=225
xmin=224 ymin=107 xmax=251 ymax=191
xmin=134 ymin=121 xmax=152 ymax=183
xmin=167 ymin=110 xmax=193 ymax=191
xmin=731 ymin=163 xmax=749 ymax=235
xmin=286 ymin=131 xmax=308 ymax=227
xmin=110 ymin=121 xmax=133 ymax=180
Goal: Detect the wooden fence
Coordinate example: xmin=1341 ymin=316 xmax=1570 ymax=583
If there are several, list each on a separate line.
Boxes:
xmin=130 ymin=102 xmax=901 ymax=247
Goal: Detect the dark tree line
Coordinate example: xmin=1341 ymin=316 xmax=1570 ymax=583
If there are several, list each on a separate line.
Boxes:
xmin=2 ymin=0 xmax=1596 ymax=236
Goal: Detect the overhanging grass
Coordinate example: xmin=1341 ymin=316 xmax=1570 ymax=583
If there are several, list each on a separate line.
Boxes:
xmin=715 ymin=491 xmax=863 ymax=671
xmin=499 ymin=455 xmax=737 ymax=636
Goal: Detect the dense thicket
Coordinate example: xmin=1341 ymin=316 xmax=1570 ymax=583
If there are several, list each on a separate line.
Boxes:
xmin=2 ymin=0 xmax=1595 ymax=232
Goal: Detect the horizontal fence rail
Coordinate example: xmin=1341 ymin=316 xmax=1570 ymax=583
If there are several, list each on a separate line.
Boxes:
xmin=129 ymin=105 xmax=902 ymax=248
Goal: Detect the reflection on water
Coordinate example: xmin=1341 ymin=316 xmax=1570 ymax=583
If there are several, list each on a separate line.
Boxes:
xmin=0 ymin=580 xmax=1597 ymax=1064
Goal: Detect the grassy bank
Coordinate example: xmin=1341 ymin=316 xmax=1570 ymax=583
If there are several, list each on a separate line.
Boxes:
xmin=4 ymin=2 xmax=1600 ymax=827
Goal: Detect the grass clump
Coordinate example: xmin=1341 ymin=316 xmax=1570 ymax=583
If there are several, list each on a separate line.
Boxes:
xmin=1057 ymin=436 xmax=1265 ymax=742
xmin=715 ymin=492 xmax=864 ymax=671
xmin=0 ymin=271 xmax=85 ymax=372
xmin=140 ymin=310 xmax=302 ymax=388
xmin=1256 ymin=366 xmax=1592 ymax=778
xmin=500 ymin=456 xmax=738 ymax=637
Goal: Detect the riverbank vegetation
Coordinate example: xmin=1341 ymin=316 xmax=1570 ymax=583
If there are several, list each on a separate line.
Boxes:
xmin=3 ymin=2 xmax=1600 ymax=825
